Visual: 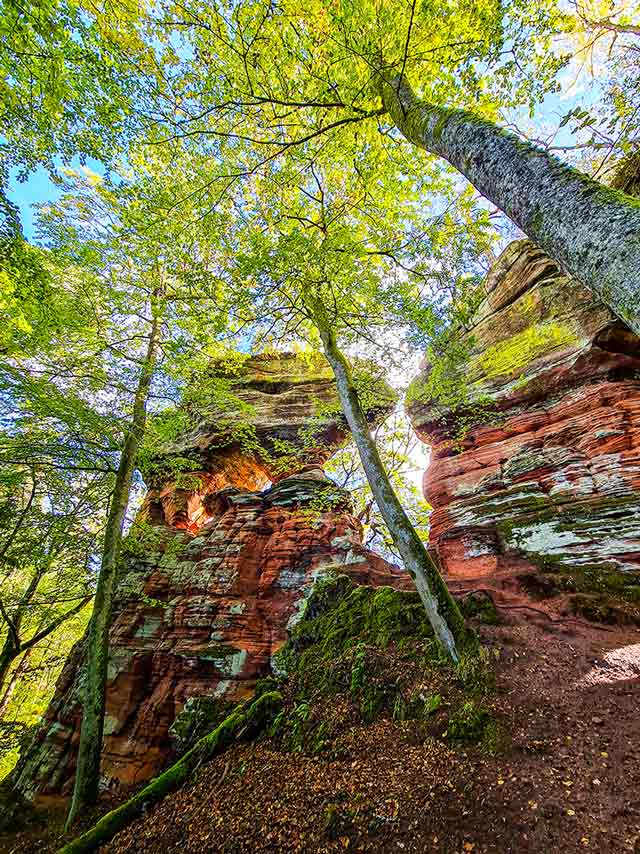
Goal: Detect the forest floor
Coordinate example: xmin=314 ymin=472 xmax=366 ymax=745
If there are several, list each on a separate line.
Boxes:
xmin=2 ymin=579 xmax=640 ymax=854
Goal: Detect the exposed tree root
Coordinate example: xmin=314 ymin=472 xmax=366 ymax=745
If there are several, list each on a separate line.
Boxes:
xmin=458 ymin=588 xmax=617 ymax=632
xmin=57 ymin=690 xmax=282 ymax=854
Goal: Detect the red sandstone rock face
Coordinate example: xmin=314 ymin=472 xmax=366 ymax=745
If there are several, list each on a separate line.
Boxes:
xmin=408 ymin=241 xmax=640 ymax=582
xmin=13 ymin=472 xmax=407 ymax=800
xmin=141 ymin=352 xmax=396 ymax=531
xmin=12 ymin=353 xmax=402 ymax=802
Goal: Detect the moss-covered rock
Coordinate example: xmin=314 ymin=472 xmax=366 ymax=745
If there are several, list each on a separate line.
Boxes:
xmin=271 ymin=574 xmax=496 ymax=754
xmin=406 ymin=240 xmax=640 ymax=592
xmin=168 ymin=696 xmax=234 ymax=756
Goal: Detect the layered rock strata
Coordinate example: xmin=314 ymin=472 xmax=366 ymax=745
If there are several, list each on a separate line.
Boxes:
xmin=142 ymin=351 xmax=395 ymax=532
xmin=408 ymin=240 xmax=640 ymax=583
xmin=13 ymin=355 xmax=404 ymax=802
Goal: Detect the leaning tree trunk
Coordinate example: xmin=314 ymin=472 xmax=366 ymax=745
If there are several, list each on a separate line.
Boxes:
xmin=312 ymin=311 xmax=469 ymax=663
xmin=0 ymin=647 xmax=32 ymax=718
xmin=66 ymin=313 xmax=161 ymax=829
xmin=378 ymin=72 xmax=640 ymax=335
xmin=0 ymin=637 xmax=17 ymax=693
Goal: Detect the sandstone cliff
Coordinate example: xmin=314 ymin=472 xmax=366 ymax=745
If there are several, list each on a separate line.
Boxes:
xmin=12 ymin=353 xmax=404 ymax=801
xmin=408 ymin=241 xmax=640 ymax=598
xmin=141 ymin=351 xmax=395 ymax=532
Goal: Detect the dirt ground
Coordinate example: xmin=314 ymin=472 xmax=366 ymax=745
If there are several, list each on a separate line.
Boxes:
xmin=101 ymin=602 xmax=640 ymax=854
xmin=3 ymin=589 xmax=640 ymax=854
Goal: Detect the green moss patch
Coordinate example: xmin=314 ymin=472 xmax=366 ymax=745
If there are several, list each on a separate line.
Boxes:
xmin=477 ymin=320 xmax=580 ymax=380
xmin=271 ymin=574 xmax=499 ymax=756
xmin=460 ymin=591 xmax=501 ymax=625
xmin=518 ymin=565 xmax=640 ymax=626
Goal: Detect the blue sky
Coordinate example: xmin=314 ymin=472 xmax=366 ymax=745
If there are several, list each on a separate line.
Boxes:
xmin=9 ymin=158 xmax=107 ymax=240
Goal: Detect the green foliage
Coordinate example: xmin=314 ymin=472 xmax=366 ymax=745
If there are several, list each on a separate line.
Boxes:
xmin=119 ymin=519 xmax=182 ymax=565
xmin=0 ymin=204 xmax=52 ymax=353
xmin=460 ymin=592 xmax=501 ymax=626
xmin=456 ymin=645 xmax=496 ymax=696
xmin=445 ymin=700 xmax=491 ymax=742
xmin=0 ymin=0 xmax=153 ymax=177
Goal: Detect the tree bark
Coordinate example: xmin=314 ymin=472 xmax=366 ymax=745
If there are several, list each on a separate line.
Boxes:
xmin=378 ymin=72 xmax=640 ymax=335
xmin=311 ymin=307 xmax=469 ymax=663
xmin=0 ymin=647 xmax=32 ymax=717
xmin=65 ymin=312 xmax=161 ymax=829
xmin=0 ymin=638 xmax=17 ymax=693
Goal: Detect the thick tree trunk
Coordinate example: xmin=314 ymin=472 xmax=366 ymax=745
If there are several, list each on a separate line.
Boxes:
xmin=313 ymin=314 xmax=469 ymax=663
xmin=66 ymin=315 xmax=161 ymax=828
xmin=378 ymin=72 xmax=640 ymax=334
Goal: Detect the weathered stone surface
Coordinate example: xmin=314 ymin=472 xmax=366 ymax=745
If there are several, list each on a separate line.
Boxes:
xmin=408 ymin=240 xmax=640 ymax=582
xmin=10 ymin=351 xmax=403 ymax=803
xmin=141 ymin=352 xmax=395 ymax=532
xmin=13 ymin=472 xmax=408 ymax=801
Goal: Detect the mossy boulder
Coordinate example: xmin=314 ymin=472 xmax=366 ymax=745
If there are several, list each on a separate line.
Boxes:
xmin=271 ymin=574 xmax=496 ymax=753
xmin=168 ymin=696 xmax=234 ymax=756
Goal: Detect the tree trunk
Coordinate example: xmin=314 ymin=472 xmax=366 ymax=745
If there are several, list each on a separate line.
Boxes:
xmin=378 ymin=72 xmax=640 ymax=335
xmin=66 ymin=314 xmax=161 ymax=829
xmin=312 ymin=311 xmax=469 ymax=663
xmin=0 ymin=647 xmax=32 ymax=718
xmin=0 ymin=638 xmax=17 ymax=695
xmin=0 ymin=594 xmax=90 ymax=716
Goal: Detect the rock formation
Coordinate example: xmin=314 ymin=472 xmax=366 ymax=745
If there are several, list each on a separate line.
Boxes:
xmin=408 ymin=241 xmax=640 ymax=590
xmin=13 ymin=353 xmax=405 ymax=802
xmin=141 ymin=351 xmax=395 ymax=531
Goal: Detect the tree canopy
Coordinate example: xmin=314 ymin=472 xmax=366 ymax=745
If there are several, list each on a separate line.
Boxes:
xmin=0 ymin=0 xmax=638 ymax=812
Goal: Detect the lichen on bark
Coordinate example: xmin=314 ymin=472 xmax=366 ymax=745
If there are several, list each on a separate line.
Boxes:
xmin=378 ymin=71 xmax=640 ymax=335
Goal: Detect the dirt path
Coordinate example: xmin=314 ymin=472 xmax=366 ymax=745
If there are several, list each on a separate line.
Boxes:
xmin=3 ymin=584 xmax=639 ymax=854
xmin=96 ymin=600 xmax=640 ymax=854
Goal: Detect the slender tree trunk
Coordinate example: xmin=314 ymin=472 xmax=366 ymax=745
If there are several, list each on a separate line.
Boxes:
xmin=312 ymin=309 xmax=469 ymax=663
xmin=378 ymin=72 xmax=640 ymax=334
xmin=0 ymin=599 xmax=24 ymax=689
xmin=0 ymin=647 xmax=32 ymax=717
xmin=66 ymin=314 xmax=161 ymax=828
xmin=0 ymin=595 xmax=90 ymax=714
xmin=0 ymin=638 xmax=17 ymax=693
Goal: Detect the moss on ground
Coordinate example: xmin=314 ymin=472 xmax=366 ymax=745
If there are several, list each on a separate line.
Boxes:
xmin=272 ymin=574 xmax=499 ymax=756
xmin=460 ymin=591 xmax=501 ymax=625
xmin=519 ymin=564 xmax=640 ymax=625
